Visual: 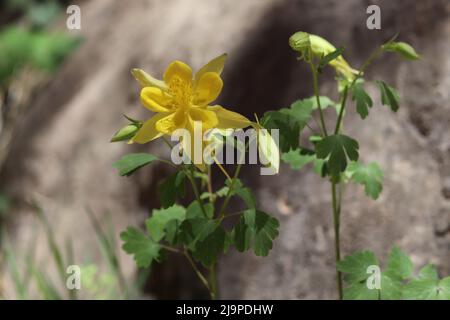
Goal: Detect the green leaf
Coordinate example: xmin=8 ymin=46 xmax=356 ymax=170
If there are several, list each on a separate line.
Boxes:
xmin=0 ymin=27 xmax=79 ymax=86
xmin=337 ymin=250 xmax=379 ymax=283
xmin=340 ymin=247 xmax=450 ymax=300
xmin=318 ymin=46 xmax=345 ymax=71
xmin=338 ymin=250 xmax=402 ymax=300
xmin=120 ymin=227 xmax=161 ymax=268
xmin=347 ymin=162 xmax=383 ymax=200
xmin=262 ymin=111 xmax=300 ymax=153
xmin=113 ymin=153 xmax=158 ymax=176
xmin=186 ymin=200 xmax=214 ymax=219
xmin=183 ymin=220 xmax=227 ymax=266
xmin=200 ymin=186 xmax=229 ymax=200
xmin=438 ymin=278 xmax=450 ymax=300
xmin=178 ymin=218 xmax=208 ymax=249
xmin=385 ymin=246 xmax=413 ymax=280
xmin=283 ymin=99 xmax=315 ymax=127
xmin=403 ymin=277 xmax=450 ymax=300
xmin=316 ymin=134 xmax=359 ymax=176
xmin=382 ymin=41 xmax=420 ymax=60
xmin=351 ymin=82 xmax=373 ymax=119
xmin=380 ymin=273 xmax=403 ymax=300
xmin=281 ymin=148 xmax=315 ymax=170
xmin=225 ymin=179 xmax=256 ymax=209
xmin=377 ymin=81 xmax=400 ymax=112
xmin=145 ymin=205 xmax=186 ymax=242
xmin=159 ymin=171 xmax=186 ymax=208
xmin=261 ymin=96 xmax=336 ymax=153
xmin=233 ymin=209 xmax=279 ymax=256
xmin=300 ymin=96 xmax=336 ymax=111
xmin=343 ymin=281 xmax=379 ymax=300
xmin=403 ymin=263 xmax=450 ymax=300
xmin=27 ymin=2 xmax=61 ymax=28
xmin=313 ymin=158 xmax=327 ymax=177
xmin=418 ymin=264 xmax=439 ymax=281
xmin=29 ymin=32 xmax=80 ymax=72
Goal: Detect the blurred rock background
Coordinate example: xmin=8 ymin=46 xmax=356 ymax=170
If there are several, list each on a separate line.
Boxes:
xmin=0 ymin=0 xmax=448 ymax=299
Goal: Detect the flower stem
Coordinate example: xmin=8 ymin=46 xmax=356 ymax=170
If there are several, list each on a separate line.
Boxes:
xmin=218 ymin=163 xmax=243 ymax=219
xmin=215 ymin=158 xmax=233 ymax=182
xmin=185 ymin=165 xmax=208 ymax=217
xmin=206 ymin=165 xmax=214 ymax=204
xmin=334 ymin=85 xmax=349 ymax=135
xmin=331 ymin=181 xmax=343 ymax=299
xmin=309 ymin=61 xmax=328 ymax=137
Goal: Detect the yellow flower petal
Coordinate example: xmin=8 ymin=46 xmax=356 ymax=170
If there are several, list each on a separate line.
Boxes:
xmin=131 ymin=68 xmax=167 ymax=90
xmin=309 ymin=34 xmax=358 ymax=80
xmin=194 ymin=53 xmax=227 ymax=84
xmin=131 ymin=113 xmax=168 ymax=144
xmin=140 ymin=87 xmax=172 ymax=112
xmin=193 ymin=72 xmax=223 ymax=106
xmin=207 ymin=105 xmax=251 ymax=129
xmin=252 ymin=122 xmax=280 ymax=175
xmin=183 ymin=117 xmax=207 ymax=172
xmin=188 ymin=107 xmax=218 ymax=130
xmin=163 ymin=60 xmax=193 ymax=86
xmin=155 ymin=109 xmax=187 ymax=134
xmin=330 ymin=59 xmax=359 ymax=80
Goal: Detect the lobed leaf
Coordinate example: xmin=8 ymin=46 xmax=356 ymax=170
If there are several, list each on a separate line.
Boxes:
xmin=377 ymin=81 xmax=400 ymax=112
xmin=158 ymin=171 xmax=186 ymax=208
xmin=281 ymin=148 xmax=315 ymax=170
xmin=316 ymin=134 xmax=359 ymax=176
xmin=145 ymin=205 xmax=186 ymax=242
xmin=347 ymin=161 xmax=383 ymax=200
xmin=351 ymin=82 xmax=373 ymax=119
xmin=233 ymin=209 xmax=280 ymax=257
xmin=385 ymin=246 xmax=413 ymax=280
xmin=337 ymin=250 xmax=379 ymax=283
xmin=120 ymin=227 xmax=161 ymax=268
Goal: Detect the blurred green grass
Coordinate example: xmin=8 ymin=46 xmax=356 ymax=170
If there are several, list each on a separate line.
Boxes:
xmin=0 ymin=201 xmax=148 ymax=299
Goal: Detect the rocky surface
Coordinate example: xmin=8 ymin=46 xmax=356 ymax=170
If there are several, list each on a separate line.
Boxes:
xmin=1 ymin=0 xmax=449 ymax=299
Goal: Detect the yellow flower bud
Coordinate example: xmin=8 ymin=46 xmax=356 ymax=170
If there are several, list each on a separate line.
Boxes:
xmin=289 ymin=31 xmax=359 ymax=81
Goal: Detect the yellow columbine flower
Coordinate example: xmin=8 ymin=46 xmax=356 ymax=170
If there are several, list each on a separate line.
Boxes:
xmin=130 ymin=54 xmax=251 ymax=147
xmin=289 ymin=32 xmax=359 ymax=81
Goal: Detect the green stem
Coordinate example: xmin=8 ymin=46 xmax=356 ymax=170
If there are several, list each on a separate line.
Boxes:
xmin=206 ymin=165 xmax=215 ymax=204
xmin=184 ymin=250 xmax=210 ymax=293
xmin=218 ymin=163 xmax=243 ymax=219
xmin=157 ymin=159 xmax=177 ymax=168
xmin=334 ymin=85 xmax=349 ymax=135
xmin=334 ymin=45 xmax=384 ymax=136
xmin=215 ymin=159 xmax=232 ymax=182
xmin=331 ymin=181 xmax=343 ymax=300
xmin=309 ymin=61 xmax=328 ymax=137
xmin=209 ymin=263 xmax=218 ymax=300
xmin=161 ymin=132 xmax=218 ymax=299
xmin=185 ymin=165 xmax=207 ymax=217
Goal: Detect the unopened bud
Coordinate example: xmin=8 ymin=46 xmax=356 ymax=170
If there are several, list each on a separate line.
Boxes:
xmin=289 ymin=31 xmax=311 ymax=54
xmin=111 ymin=124 xmax=140 ymax=142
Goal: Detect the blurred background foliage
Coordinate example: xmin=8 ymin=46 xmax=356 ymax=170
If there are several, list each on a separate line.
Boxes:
xmin=0 ymin=0 xmax=126 ymax=300
xmin=0 ymin=0 xmax=80 ymax=87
